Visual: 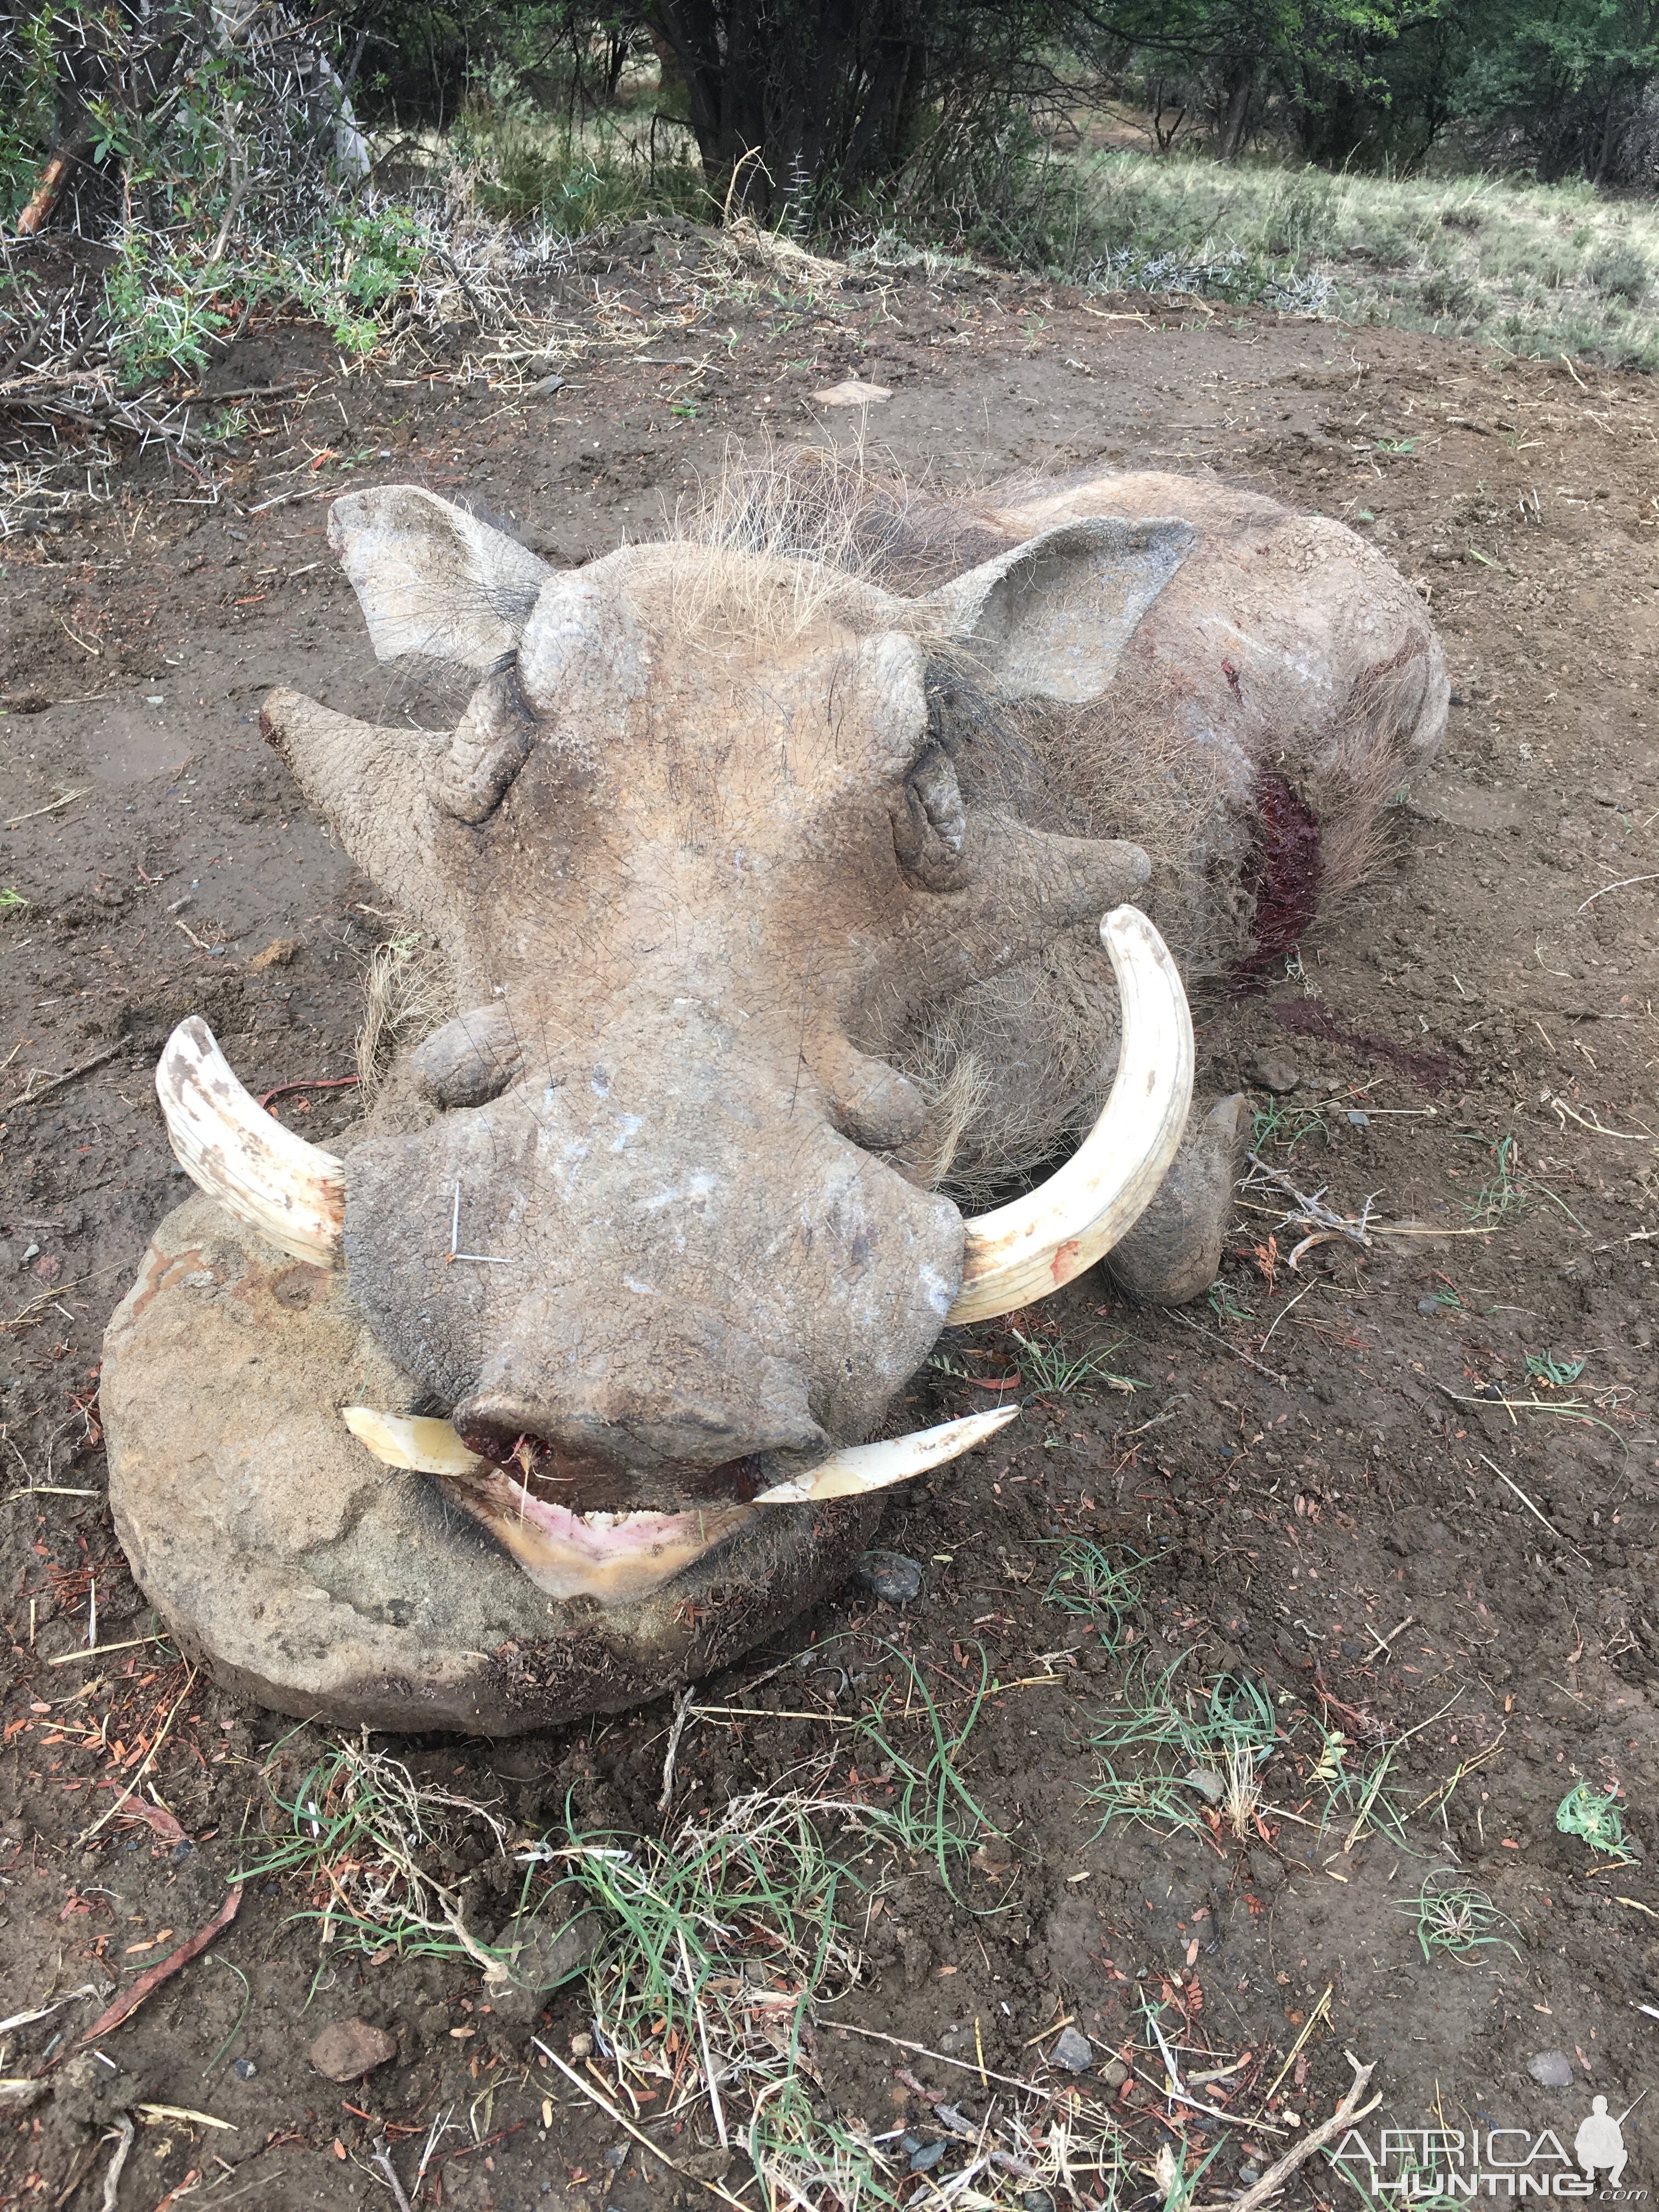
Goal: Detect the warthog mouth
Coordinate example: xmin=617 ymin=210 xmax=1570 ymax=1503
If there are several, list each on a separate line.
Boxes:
xmin=151 ymin=907 xmax=1192 ymax=1606
xmin=337 ymin=1402 xmax=1022 ymax=1601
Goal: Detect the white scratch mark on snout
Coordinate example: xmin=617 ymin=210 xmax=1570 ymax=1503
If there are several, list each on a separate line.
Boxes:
xmin=612 ymin=1113 xmax=644 ymax=1152
xmin=636 ymin=1171 xmax=720 ymax=1216
xmin=548 ymin=1137 xmax=589 ymax=1197
xmin=622 ymin=1275 xmax=657 ymax=1296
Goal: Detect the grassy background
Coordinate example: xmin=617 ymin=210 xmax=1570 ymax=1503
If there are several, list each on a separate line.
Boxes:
xmin=1074 ymin=151 xmax=1659 ymax=370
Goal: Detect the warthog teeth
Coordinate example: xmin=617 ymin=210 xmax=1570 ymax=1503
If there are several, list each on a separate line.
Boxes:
xmin=945 ymin=904 xmax=1194 ymax=1325
xmin=155 ymin=1017 xmax=346 ymax=1268
xmin=749 ymin=1404 xmax=1021 ymax=1503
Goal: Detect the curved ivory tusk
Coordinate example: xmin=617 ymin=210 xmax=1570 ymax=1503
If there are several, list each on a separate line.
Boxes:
xmin=156 ymin=1017 xmax=345 ymax=1268
xmin=946 ymin=905 xmax=1193 ymax=1325
xmin=751 ymin=1404 xmax=1019 ymax=1503
xmin=340 ymin=1402 xmax=1019 ymax=1504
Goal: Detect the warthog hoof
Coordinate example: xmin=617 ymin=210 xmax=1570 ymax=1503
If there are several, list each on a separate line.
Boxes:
xmin=1105 ymin=1093 xmax=1251 ymax=1306
xmin=101 ymin=1197 xmax=879 ymax=1734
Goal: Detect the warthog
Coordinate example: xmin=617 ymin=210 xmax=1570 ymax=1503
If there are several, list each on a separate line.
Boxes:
xmin=101 ymin=454 xmax=1446 ymax=1731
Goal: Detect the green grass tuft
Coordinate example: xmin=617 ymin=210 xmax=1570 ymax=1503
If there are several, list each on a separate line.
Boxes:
xmin=1405 ymin=1870 xmax=1521 ymax=1964
xmin=1556 ymin=1781 xmax=1630 ymax=1857
xmin=1043 ymin=1539 xmax=1144 ymax=1642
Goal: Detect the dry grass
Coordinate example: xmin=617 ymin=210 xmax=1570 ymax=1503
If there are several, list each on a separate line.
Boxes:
xmin=355 ymin=932 xmax=442 ymax=1099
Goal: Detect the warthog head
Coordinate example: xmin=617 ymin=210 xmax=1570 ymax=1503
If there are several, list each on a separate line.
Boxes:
xmin=154 ymin=485 xmax=1198 ymax=1610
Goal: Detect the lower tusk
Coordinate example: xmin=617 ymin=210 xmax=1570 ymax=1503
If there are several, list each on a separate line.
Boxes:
xmin=340 ymin=1402 xmax=1019 ymax=1505
xmin=946 ymin=904 xmax=1193 ymax=1325
xmin=341 ymin=1406 xmax=484 ymax=1474
xmin=156 ymin=1017 xmax=345 ymax=1268
xmin=751 ymin=1404 xmax=1019 ymax=1503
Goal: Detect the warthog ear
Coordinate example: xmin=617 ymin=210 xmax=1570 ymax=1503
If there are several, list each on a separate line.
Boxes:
xmin=328 ymin=485 xmax=552 ymax=669
xmin=933 ymin=516 xmax=1193 ymax=704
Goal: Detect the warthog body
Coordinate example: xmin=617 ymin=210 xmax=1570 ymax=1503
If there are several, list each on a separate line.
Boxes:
xmin=100 ymin=454 xmax=1446 ymax=1730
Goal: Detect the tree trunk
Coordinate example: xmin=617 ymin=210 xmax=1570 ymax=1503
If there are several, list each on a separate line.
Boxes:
xmin=16 ymin=127 xmax=88 ymax=237
xmin=646 ymin=2 xmax=730 ymax=187
xmin=1215 ymin=59 xmax=1255 ymax=161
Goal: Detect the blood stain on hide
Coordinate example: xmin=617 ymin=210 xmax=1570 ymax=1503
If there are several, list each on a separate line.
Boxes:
xmin=1233 ymin=768 xmax=1321 ymax=986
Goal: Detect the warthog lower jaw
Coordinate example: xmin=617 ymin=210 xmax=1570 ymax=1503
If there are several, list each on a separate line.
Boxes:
xmin=445 ymin=1471 xmax=755 ymax=1602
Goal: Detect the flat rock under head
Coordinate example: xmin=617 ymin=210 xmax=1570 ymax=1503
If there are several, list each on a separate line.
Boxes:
xmin=100 ymin=1197 xmax=877 ymax=1735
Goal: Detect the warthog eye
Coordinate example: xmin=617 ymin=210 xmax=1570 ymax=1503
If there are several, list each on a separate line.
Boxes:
xmin=892 ymin=744 xmax=968 ymax=891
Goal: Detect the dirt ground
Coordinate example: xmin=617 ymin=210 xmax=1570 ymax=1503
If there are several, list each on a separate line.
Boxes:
xmin=2 ymin=234 xmax=1657 ymax=2211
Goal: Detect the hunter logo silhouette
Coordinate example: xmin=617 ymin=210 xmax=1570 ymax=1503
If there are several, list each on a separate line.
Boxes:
xmin=1576 ymin=2098 xmax=1630 ymax=2188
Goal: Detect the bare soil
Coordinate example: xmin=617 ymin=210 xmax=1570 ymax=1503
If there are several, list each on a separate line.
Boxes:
xmin=2 ymin=242 xmax=1656 ymax=2211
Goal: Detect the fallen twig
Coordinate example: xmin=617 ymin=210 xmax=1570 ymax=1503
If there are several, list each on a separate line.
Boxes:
xmin=370 ymin=2136 xmax=414 ymax=2212
xmin=99 ymin=2112 xmax=135 ymax=2212
xmin=1242 ymin=1154 xmax=1374 ymax=1252
xmin=657 ymin=1684 xmax=693 ymax=1814
xmin=531 ymin=2040 xmax=749 ymax=2209
xmin=1169 ymin=1310 xmax=1289 ymax=1389
xmin=2 ymin=1264 xmax=127 ymax=1335
xmin=7 ymin=1041 xmax=127 ymax=1110
xmin=1256 ymin=1986 xmax=1331 ymax=2110
xmin=78 ymin=1887 xmax=242 ymax=2044
xmin=258 ymin=1073 xmax=360 ymax=1108
xmin=1206 ymin=2053 xmax=1378 ymax=2212
xmin=4 ymin=787 xmax=91 ymax=831
xmin=1547 ymin=1093 xmax=1656 ymax=1141
xmin=1577 ymin=871 xmax=1659 ymax=912
xmin=1435 ymin=1381 xmax=1627 ymax=1457
xmin=1477 ymin=1451 xmax=1589 ymax=1560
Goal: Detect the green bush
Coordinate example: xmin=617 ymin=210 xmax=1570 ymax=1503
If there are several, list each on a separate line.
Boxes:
xmin=469 ymin=120 xmax=708 ymax=230
xmin=1420 ymin=266 xmax=1477 ymax=314
xmin=1587 ymin=240 xmax=1649 ymax=302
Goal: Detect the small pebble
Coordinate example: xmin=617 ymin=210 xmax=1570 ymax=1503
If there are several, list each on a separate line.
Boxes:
xmin=569 ymin=2032 xmax=594 ymax=2059
xmin=1239 ymin=2165 xmax=1262 ymax=2187
xmin=308 ymin=2017 xmax=397 ymax=2083
xmin=1528 ymin=2050 xmax=1574 ymax=2088
xmin=909 ymin=2141 xmax=949 ymax=2174
xmin=532 ymin=374 xmax=566 ymax=397
xmin=1248 ymin=1049 xmax=1300 ymax=1095
xmin=1050 ymin=2026 xmax=1094 ymax=2073
xmin=233 ymin=2058 xmax=257 ymax=2080
xmin=1346 ymin=1107 xmax=1370 ymax=1128
xmin=1183 ymin=1767 xmax=1225 ymax=1806
xmin=1416 ymin=1296 xmax=1441 ymax=1315
xmin=853 ymin=1549 xmax=922 ymax=1604
xmin=1099 ymin=2057 xmax=1129 ymax=2089
xmin=1023 ymin=2192 xmax=1058 ymax=2212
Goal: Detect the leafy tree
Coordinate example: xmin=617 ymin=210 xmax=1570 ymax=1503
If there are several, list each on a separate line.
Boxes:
xmin=1457 ymin=0 xmax=1659 ymax=178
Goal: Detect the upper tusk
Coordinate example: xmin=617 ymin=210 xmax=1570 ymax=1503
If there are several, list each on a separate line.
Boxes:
xmin=156 ymin=1016 xmax=345 ymax=1268
xmin=751 ymin=1404 xmax=1019 ymax=1503
xmin=946 ymin=904 xmax=1194 ymax=1325
xmin=340 ymin=1402 xmax=1019 ymax=1504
